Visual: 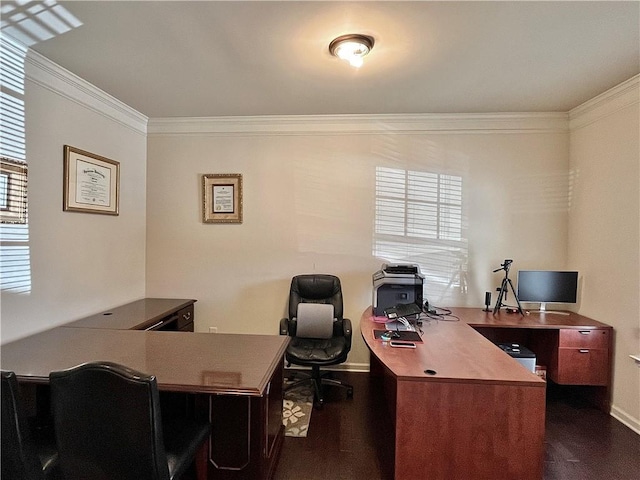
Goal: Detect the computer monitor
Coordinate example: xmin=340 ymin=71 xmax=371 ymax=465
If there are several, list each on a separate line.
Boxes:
xmin=516 ymin=270 xmax=578 ymax=314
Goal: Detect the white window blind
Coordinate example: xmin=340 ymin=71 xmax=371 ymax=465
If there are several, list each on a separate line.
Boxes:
xmin=0 ymin=36 xmax=25 ymax=161
xmin=0 ymin=34 xmax=30 ymax=294
xmin=374 ymin=166 xmax=467 ymax=302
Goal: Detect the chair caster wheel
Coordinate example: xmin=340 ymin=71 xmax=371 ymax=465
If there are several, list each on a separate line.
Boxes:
xmin=347 ymin=388 xmax=354 ymax=398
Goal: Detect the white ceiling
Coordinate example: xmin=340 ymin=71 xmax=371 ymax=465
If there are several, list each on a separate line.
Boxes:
xmin=4 ymin=1 xmax=640 ymax=118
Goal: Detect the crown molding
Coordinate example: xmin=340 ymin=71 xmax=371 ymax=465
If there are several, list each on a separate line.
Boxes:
xmin=147 ymin=112 xmax=568 ymax=136
xmin=17 ymin=40 xmax=148 ymax=136
xmin=569 ymin=74 xmax=639 ymax=130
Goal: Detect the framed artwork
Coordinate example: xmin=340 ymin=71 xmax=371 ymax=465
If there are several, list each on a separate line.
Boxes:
xmin=63 ymin=145 xmax=119 ymax=215
xmin=202 ymin=173 xmax=243 ymax=223
xmin=0 ymin=157 xmax=28 ymax=224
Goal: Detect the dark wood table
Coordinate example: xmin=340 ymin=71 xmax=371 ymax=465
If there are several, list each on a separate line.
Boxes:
xmin=65 ymin=298 xmax=196 ymax=331
xmin=1 ymin=328 xmax=286 ymax=394
xmin=1 ymin=300 xmax=289 ymax=480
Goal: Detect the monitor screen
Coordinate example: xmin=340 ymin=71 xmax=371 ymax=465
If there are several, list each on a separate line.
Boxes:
xmin=516 ymin=270 xmax=578 ymax=304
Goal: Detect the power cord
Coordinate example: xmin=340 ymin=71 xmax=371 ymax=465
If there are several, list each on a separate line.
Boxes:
xmin=423 ymin=303 xmax=460 ymax=322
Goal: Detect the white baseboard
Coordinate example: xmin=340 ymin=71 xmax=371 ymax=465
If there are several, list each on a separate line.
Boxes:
xmin=610 ymin=405 xmax=640 ymax=435
xmin=327 ymin=362 xmax=370 ymax=373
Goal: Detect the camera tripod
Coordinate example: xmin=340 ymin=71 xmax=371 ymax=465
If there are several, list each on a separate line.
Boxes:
xmin=493 ymin=259 xmax=524 ymax=315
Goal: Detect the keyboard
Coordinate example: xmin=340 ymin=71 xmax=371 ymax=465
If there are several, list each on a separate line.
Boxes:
xmin=384 ymin=302 xmax=423 ymax=319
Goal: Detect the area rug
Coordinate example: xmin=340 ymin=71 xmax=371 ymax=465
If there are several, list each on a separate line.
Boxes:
xmin=283 ymin=383 xmax=314 ymax=437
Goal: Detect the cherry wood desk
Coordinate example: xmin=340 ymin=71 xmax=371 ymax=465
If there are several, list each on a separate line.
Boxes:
xmin=1 ymin=303 xmax=289 ymax=480
xmin=362 ymin=307 xmax=614 ymax=480
xmin=362 ymin=307 xmax=546 ymax=480
xmin=460 ymin=308 xmax=613 ymax=411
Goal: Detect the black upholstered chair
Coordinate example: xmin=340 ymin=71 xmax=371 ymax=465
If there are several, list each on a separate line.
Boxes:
xmin=279 ymin=274 xmax=353 ymax=407
xmin=49 ymin=361 xmax=210 ymax=480
xmin=1 ymin=370 xmax=60 ymax=480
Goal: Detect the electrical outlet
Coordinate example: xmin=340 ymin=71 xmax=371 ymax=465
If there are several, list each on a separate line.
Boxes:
xmin=208 ymin=326 xmax=218 ymax=334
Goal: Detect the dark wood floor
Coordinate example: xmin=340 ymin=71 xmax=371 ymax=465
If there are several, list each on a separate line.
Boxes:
xmin=273 ymin=371 xmax=640 ymax=480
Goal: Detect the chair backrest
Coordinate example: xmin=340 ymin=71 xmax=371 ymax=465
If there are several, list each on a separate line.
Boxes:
xmin=50 ymin=362 xmax=170 ymax=480
xmin=288 ymin=274 xmax=344 ymax=320
xmin=1 ymin=370 xmax=45 ymax=480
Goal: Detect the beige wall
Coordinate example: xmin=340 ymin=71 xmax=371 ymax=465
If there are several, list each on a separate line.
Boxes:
xmin=568 ymin=77 xmax=640 ymax=432
xmin=146 ymin=118 xmax=569 ymax=369
xmin=0 ymin=50 xmax=148 ymax=343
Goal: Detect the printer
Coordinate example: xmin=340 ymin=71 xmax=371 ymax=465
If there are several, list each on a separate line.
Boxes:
xmin=372 ymin=263 xmax=425 ymax=316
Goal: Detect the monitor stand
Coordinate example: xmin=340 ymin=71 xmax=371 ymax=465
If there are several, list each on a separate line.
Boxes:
xmin=528 ymin=302 xmax=570 ymax=315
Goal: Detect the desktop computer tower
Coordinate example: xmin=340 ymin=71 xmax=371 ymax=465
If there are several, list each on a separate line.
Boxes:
xmin=372 ymin=264 xmax=424 ymax=316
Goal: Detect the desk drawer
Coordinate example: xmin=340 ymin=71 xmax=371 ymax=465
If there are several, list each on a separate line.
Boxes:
xmin=553 ymin=348 xmax=609 ymax=385
xmin=176 ymin=305 xmax=194 ymax=331
xmin=559 ymin=329 xmax=609 ymax=349
xmin=144 ymin=305 xmax=194 ymax=332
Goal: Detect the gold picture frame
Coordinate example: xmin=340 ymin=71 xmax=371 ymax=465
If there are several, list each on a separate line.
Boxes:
xmin=63 ymin=145 xmax=119 ymax=215
xmin=202 ymin=173 xmax=243 ymax=224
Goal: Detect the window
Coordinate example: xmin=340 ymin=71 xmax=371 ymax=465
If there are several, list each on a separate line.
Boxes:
xmin=0 ymin=35 xmax=30 ymax=293
xmin=0 ymin=3 xmax=80 ymax=294
xmin=1 ymin=158 xmax=27 ymax=224
xmin=374 ymin=166 xmax=467 ymax=302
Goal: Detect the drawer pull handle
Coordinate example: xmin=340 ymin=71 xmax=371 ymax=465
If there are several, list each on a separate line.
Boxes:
xmin=183 ymin=312 xmax=191 ymax=320
xmin=579 ymin=331 xmax=591 ymax=335
xmin=145 ymin=321 xmax=164 ymax=331
xmin=579 ymin=349 xmax=590 ymax=353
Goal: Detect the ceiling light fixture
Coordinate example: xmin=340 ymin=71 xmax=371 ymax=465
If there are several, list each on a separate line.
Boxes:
xmin=329 ymin=34 xmax=374 ymax=68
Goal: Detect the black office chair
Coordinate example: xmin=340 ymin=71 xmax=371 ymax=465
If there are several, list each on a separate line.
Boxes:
xmin=1 ymin=370 xmax=60 ymax=480
xmin=279 ymin=274 xmax=353 ymax=407
xmin=49 ymin=361 xmax=210 ymax=480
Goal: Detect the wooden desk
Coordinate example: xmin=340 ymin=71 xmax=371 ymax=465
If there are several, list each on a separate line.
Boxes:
xmin=361 ymin=307 xmax=547 ymax=480
xmin=65 ymin=298 xmax=196 ymax=331
xmin=2 ymin=316 xmax=289 ymax=479
xmin=461 ymin=308 xmax=613 ymax=411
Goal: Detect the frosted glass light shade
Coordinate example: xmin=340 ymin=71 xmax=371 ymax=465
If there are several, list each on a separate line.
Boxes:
xmin=329 ymin=34 xmax=374 ymax=68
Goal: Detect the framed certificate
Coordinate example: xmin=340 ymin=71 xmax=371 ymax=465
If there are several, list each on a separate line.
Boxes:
xmin=202 ymin=173 xmax=243 ymax=223
xmin=63 ymin=145 xmax=119 ymax=215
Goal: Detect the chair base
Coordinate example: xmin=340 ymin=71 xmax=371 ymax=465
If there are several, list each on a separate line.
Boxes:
xmin=285 ymin=366 xmax=353 ymax=408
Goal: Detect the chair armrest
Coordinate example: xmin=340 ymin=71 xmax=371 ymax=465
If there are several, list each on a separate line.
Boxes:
xmin=342 ymin=318 xmax=352 ymax=350
xmin=279 ymin=318 xmax=289 ymax=336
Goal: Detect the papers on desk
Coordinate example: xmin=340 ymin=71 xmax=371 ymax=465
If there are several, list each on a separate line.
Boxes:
xmin=385 ymin=320 xmax=416 ymax=332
